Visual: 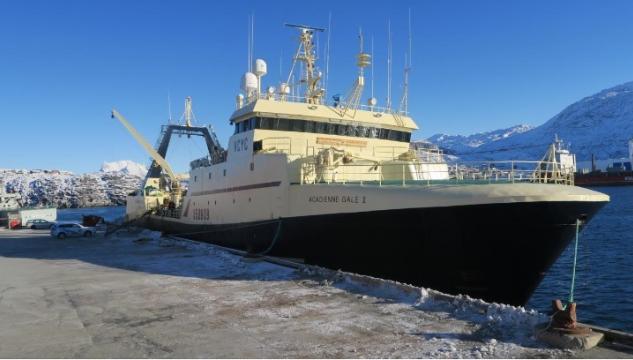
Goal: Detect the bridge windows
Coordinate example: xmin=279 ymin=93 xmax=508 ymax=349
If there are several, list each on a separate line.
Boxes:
xmin=233 ymin=117 xmax=411 ymax=142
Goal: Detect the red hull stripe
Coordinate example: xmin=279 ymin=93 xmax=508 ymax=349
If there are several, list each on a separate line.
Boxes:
xmin=190 ymin=181 xmax=282 ymax=196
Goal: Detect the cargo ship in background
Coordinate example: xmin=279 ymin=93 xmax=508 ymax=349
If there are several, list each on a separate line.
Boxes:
xmin=112 ymin=23 xmax=609 ymax=306
xmin=575 ymin=139 xmax=633 ymax=187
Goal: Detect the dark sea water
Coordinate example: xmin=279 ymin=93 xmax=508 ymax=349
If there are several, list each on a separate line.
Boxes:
xmin=529 ymin=186 xmax=633 ymax=333
xmin=59 ymin=193 xmax=633 ymax=333
xmin=57 ymin=206 xmax=126 ymax=223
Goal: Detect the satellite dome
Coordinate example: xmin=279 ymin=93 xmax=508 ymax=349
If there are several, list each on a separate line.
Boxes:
xmin=241 ymin=72 xmax=258 ymax=93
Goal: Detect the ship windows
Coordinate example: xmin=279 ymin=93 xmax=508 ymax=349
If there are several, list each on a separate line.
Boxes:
xmin=304 ymin=121 xmax=315 ymax=133
xmin=277 ymin=118 xmax=290 ymax=131
xmin=315 ymin=122 xmax=326 ymax=134
xmin=291 ymin=119 xmax=304 ymax=132
xmin=234 ymin=117 xmax=412 ymax=143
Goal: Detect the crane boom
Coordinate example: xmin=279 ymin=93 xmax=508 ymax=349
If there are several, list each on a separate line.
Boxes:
xmin=111 ymin=109 xmax=179 ymax=191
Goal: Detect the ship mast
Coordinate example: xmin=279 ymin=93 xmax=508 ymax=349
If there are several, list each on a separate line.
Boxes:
xmin=399 ymin=9 xmax=412 ymax=115
xmin=341 ymin=29 xmax=371 ymax=117
xmin=285 ymin=23 xmax=325 ymax=104
xmin=182 ymin=96 xmax=194 ymax=127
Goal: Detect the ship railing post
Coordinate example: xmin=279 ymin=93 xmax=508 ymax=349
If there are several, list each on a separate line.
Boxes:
xmin=402 ymin=163 xmax=406 ymax=186
xmin=511 ymin=161 xmax=514 ymax=184
xmin=300 ymin=165 xmax=304 ymax=185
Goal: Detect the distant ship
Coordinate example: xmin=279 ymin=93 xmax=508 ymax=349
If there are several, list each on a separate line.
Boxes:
xmin=113 ymin=23 xmax=609 ymax=306
xmin=575 ymin=139 xmax=633 ymax=187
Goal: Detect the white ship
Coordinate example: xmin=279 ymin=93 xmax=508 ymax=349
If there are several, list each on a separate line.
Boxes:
xmin=114 ymin=24 xmax=609 ymax=306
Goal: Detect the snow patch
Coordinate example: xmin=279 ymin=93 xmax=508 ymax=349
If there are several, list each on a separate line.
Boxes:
xmin=101 ymin=160 xmax=147 ymax=178
xmin=0 ymin=168 xmax=142 ymax=208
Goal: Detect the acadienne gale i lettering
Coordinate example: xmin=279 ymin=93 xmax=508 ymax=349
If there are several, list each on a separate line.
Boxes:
xmin=308 ymin=195 xmax=366 ymax=204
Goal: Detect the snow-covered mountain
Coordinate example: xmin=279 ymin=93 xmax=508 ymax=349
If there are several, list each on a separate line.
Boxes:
xmin=426 ymin=81 xmax=633 ymax=162
xmin=101 ymin=160 xmax=147 ymax=178
xmin=426 ymin=125 xmax=534 ymax=155
xmin=0 ymin=161 xmax=145 ymax=208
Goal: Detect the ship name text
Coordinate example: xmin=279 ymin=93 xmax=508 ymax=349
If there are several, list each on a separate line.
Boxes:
xmin=308 ymin=194 xmax=366 ymax=204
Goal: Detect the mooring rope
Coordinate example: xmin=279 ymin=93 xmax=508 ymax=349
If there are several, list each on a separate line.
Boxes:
xmin=166 ymin=218 xmax=281 ymax=237
xmin=568 ymin=218 xmax=581 ymax=305
xmin=164 ymin=218 xmax=284 ymax=256
xmin=249 ymin=219 xmax=283 ymax=256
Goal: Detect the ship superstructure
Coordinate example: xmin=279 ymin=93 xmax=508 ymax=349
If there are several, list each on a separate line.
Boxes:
xmin=118 ymin=24 xmax=609 ymax=306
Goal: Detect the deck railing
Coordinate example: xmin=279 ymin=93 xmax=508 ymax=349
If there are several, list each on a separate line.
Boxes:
xmin=296 ymin=160 xmax=574 ymax=187
xmin=242 ymin=93 xmax=409 ymax=116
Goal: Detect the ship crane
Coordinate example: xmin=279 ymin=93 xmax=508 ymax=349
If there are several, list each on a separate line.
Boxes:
xmin=111 ymin=109 xmax=181 ymax=201
xmin=111 ymin=101 xmax=226 ymax=213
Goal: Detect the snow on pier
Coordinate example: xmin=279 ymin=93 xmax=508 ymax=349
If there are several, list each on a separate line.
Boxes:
xmin=0 ymin=228 xmax=626 ymax=358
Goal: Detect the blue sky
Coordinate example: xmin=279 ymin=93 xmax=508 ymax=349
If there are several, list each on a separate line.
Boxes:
xmin=2 ymin=0 xmax=633 ymax=173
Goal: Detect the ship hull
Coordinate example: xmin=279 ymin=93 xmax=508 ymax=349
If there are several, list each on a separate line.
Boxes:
xmin=575 ymin=171 xmax=633 ymax=187
xmin=141 ymin=199 xmax=605 ymax=306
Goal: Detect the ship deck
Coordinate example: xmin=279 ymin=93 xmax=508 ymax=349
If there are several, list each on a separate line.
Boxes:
xmin=0 ymin=228 xmax=630 ymax=358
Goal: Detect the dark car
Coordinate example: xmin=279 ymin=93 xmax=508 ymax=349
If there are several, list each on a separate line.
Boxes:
xmin=25 ymin=219 xmax=55 ymax=229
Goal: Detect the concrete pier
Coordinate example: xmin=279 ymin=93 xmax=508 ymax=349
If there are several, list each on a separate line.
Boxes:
xmin=0 ymin=228 xmax=631 ymax=358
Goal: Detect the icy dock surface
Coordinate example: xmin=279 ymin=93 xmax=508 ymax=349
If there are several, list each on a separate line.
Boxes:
xmin=0 ymin=229 xmax=615 ymax=358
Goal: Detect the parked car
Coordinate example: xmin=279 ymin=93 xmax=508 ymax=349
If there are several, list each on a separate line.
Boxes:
xmin=50 ymin=223 xmax=96 ymax=239
xmin=25 ymin=219 xmax=55 ymax=230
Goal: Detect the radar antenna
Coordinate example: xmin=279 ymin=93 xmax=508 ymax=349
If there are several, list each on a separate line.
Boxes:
xmin=285 ymin=23 xmax=325 ymax=104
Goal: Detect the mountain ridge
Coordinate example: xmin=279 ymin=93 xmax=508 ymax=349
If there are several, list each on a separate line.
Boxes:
xmin=1 ymin=160 xmax=146 ymax=208
xmin=426 ymin=81 xmax=633 ymax=162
